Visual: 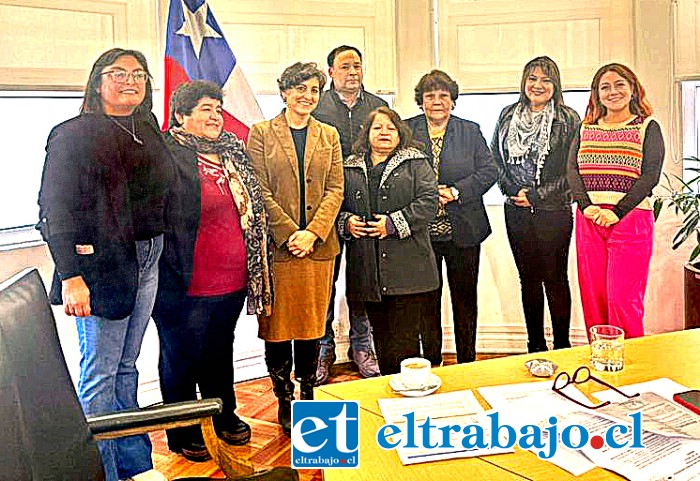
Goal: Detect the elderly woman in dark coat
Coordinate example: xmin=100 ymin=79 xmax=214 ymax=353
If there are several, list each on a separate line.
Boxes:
xmin=152 ymin=80 xmax=273 ymax=461
xmin=491 ymin=56 xmax=580 ymax=353
xmin=338 ymin=106 xmax=439 ymax=375
xmin=407 ymin=70 xmax=497 ymax=366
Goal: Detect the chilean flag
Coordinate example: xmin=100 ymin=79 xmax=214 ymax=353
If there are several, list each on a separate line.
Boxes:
xmin=164 ymin=0 xmax=263 ymax=141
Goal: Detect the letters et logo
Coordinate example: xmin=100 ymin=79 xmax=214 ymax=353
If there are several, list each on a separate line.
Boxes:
xmin=291 ymin=400 xmax=360 ymax=469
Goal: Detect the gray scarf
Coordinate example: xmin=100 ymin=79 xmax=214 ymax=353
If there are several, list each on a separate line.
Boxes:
xmin=506 ymin=100 xmax=554 ymax=183
xmin=169 ymin=126 xmax=274 ymax=316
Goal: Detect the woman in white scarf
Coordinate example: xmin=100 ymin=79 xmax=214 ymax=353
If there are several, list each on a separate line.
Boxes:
xmin=491 ymin=56 xmax=581 ymax=353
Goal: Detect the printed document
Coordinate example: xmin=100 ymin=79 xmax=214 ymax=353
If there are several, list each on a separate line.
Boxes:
xmin=377 ymin=390 xmax=513 ymax=465
xmin=565 ymin=411 xmax=700 ymax=481
xmin=596 ymin=392 xmax=700 ymax=439
xmin=478 ymin=381 xmax=597 ymax=476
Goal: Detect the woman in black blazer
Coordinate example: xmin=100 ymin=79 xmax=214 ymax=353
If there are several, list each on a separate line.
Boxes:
xmin=38 ymin=48 xmax=170 ymax=481
xmin=406 ymin=70 xmax=498 ymax=365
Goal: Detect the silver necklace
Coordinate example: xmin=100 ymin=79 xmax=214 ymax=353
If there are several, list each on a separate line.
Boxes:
xmin=107 ymin=115 xmax=143 ymax=145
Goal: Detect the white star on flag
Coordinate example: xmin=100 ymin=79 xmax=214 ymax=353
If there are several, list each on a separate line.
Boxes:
xmin=175 ymin=0 xmax=221 ymax=59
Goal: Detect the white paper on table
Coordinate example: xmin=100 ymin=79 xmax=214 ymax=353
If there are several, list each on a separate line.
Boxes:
xmin=565 ymin=411 xmax=700 ymax=481
xmin=478 ymin=380 xmax=592 ymax=416
xmin=593 ymin=378 xmax=690 ymax=403
xmin=594 ymin=392 xmax=700 ymax=439
xmin=478 ymin=381 xmax=597 ymax=476
xmin=377 ymin=390 xmax=514 ymax=465
xmin=378 ymin=390 xmax=484 ymax=424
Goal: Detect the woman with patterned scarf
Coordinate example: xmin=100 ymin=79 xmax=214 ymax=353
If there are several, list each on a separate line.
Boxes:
xmin=152 ymin=80 xmax=273 ymax=462
xmin=491 ymin=56 xmax=580 ymax=353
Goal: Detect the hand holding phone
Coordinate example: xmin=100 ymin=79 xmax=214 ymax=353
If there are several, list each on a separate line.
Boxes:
xmin=673 ymin=390 xmax=700 ymax=415
xmin=347 ymin=215 xmax=368 ymax=238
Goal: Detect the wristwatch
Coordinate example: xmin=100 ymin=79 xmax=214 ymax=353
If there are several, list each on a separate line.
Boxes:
xmin=450 ymin=186 xmax=460 ymax=201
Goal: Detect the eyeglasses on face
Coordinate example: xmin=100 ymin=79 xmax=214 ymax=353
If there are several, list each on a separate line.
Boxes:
xmin=552 ymin=366 xmax=640 ymax=410
xmin=101 ymin=70 xmax=149 ymax=84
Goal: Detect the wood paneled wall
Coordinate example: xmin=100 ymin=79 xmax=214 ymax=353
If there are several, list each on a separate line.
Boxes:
xmin=0 ymin=0 xmax=698 ymax=350
xmin=203 ymin=0 xmax=396 ymax=94
xmin=0 ymin=0 xmax=158 ymax=89
xmin=676 ymin=0 xmax=700 ymax=79
xmin=437 ymin=0 xmax=633 ymax=91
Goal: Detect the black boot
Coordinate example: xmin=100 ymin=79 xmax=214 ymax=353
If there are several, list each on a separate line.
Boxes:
xmin=294 ymin=340 xmax=320 ymax=400
xmin=265 ymin=341 xmax=294 ymax=435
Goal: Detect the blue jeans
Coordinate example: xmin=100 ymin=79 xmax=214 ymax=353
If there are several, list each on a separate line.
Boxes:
xmin=319 ymin=238 xmax=373 ymax=355
xmin=75 ymin=236 xmax=163 ymax=481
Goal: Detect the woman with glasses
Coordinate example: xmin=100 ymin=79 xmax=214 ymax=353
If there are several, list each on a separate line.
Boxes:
xmin=491 ymin=56 xmax=580 ymax=353
xmin=38 ymin=48 xmax=170 ymax=481
xmin=247 ymin=62 xmax=343 ymax=434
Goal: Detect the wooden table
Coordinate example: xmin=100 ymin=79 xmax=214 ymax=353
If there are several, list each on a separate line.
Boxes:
xmin=316 ymin=330 xmax=700 ymax=480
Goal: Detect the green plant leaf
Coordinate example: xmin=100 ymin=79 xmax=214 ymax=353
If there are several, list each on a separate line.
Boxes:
xmin=653 ymin=198 xmax=663 ymax=220
xmin=690 ymin=244 xmax=700 ymax=263
xmin=673 ymin=229 xmax=690 ymax=249
xmin=672 ymin=174 xmax=694 ymax=192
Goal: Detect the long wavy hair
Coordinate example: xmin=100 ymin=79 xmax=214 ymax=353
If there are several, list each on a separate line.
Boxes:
xmin=518 ymin=56 xmax=565 ymax=108
xmin=80 ymin=48 xmax=153 ymax=116
xmin=583 ymin=63 xmax=653 ymax=124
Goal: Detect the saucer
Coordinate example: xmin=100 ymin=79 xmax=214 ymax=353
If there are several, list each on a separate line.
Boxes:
xmin=389 ymin=373 xmax=442 ymax=397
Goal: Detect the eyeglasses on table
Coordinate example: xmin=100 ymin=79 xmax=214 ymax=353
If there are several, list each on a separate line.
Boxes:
xmin=552 ymin=366 xmax=640 ymax=409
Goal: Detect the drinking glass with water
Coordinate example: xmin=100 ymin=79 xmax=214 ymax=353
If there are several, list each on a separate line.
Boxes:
xmin=590 ymin=325 xmax=625 ymax=372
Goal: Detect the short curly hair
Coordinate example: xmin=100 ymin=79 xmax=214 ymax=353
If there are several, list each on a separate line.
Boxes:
xmin=414 ymin=70 xmax=459 ymax=107
xmin=277 ymin=62 xmax=327 ymax=94
xmin=168 ymin=80 xmax=223 ymax=128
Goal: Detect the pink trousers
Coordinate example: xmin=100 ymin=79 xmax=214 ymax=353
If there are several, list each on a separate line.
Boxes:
xmin=575 ymin=208 xmax=654 ymax=340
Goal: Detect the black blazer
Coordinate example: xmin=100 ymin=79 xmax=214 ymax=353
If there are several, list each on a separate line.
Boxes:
xmin=406 ymin=114 xmax=497 ymax=247
xmin=492 ymin=102 xmax=580 ymax=210
xmin=151 ymin=134 xmax=202 ymax=320
xmin=37 ymin=113 xmax=170 ymax=319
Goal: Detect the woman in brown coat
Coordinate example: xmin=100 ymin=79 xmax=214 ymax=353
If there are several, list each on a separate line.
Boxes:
xmin=247 ymin=62 xmax=344 ymax=435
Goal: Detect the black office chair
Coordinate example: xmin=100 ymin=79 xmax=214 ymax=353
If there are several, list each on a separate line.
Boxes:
xmin=0 ymin=268 xmax=297 ymax=481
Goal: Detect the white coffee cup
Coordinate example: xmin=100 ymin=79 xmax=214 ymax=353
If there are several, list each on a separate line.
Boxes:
xmin=399 ymin=357 xmax=431 ymax=389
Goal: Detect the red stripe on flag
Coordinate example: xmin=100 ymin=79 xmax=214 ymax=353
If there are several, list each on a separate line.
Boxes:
xmin=222 ymin=110 xmax=250 ymax=142
xmin=163 ymin=57 xmax=191 ymax=131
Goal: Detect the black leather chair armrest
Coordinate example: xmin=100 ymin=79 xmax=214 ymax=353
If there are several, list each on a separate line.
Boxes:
xmin=87 ymin=399 xmax=223 ymax=440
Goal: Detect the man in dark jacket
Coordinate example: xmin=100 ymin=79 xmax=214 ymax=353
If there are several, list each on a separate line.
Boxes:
xmin=311 ymin=45 xmax=387 ymax=384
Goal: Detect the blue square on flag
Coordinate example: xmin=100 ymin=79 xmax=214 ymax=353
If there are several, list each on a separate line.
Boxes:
xmin=291 ymin=400 xmax=360 ymax=469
